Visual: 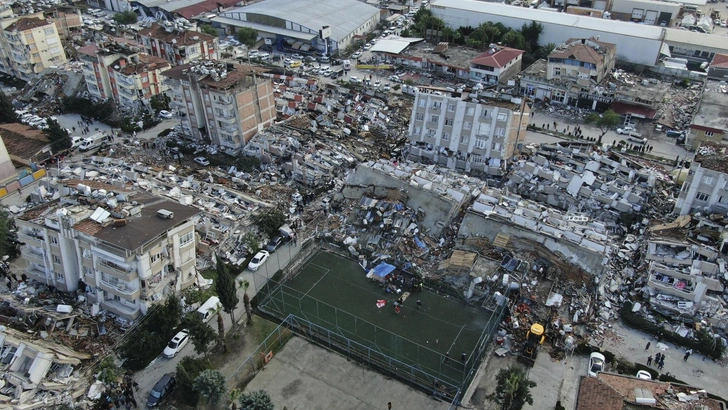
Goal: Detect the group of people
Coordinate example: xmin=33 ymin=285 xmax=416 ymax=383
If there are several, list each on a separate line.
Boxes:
xmin=102 ymin=374 xmax=139 ymax=409
xmin=75 ymin=116 xmax=98 ymax=136
xmin=645 ymin=340 xmax=694 ymax=372
xmin=384 ymin=274 xmax=423 ymax=294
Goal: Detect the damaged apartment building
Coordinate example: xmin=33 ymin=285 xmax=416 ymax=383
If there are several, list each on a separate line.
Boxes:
xmin=406 ymin=88 xmax=530 ymax=176
xmin=15 ymin=179 xmax=200 ymax=321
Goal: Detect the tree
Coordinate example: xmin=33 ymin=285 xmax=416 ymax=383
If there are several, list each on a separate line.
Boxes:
xmin=0 ymin=92 xmax=18 ymax=124
xmin=150 ymin=94 xmax=170 ymax=113
xmin=193 ymin=369 xmax=227 ymax=405
xmin=229 ymin=388 xmax=243 ymax=410
xmin=215 ymin=254 xmax=239 ymax=330
xmin=0 ymin=207 xmax=20 ymax=260
xmin=520 ymin=21 xmax=543 ymax=53
xmin=584 ymin=109 xmax=621 ymax=143
xmin=184 ymin=314 xmax=217 ymax=359
xmin=239 ymin=390 xmax=274 ymax=410
xmin=214 ymin=304 xmax=227 ymax=352
xmin=113 ymin=10 xmax=138 ymax=25
xmin=44 ymin=117 xmax=71 ymax=153
xmin=237 ymin=27 xmax=258 ymax=47
xmin=490 ymin=365 xmax=535 ymax=410
xmin=501 ymin=31 xmax=526 ymax=50
xmin=241 ymin=279 xmax=253 ymax=323
xmin=200 ymin=24 xmax=218 ymax=37
xmin=176 ymin=357 xmax=210 ymax=405
xmin=538 ymin=42 xmax=557 ymax=59
xmin=95 ymin=356 xmax=122 ymax=385
xmin=254 ymin=209 xmax=286 ymax=238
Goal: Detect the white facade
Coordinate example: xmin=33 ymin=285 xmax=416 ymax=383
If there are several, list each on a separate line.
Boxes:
xmin=431 ymin=0 xmax=664 ymax=66
xmin=674 ymin=163 xmax=728 ymax=215
xmin=0 ymin=17 xmax=67 ymax=80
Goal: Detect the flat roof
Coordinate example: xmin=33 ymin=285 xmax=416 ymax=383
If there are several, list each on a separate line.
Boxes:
xmin=431 ymin=0 xmax=664 ymax=40
xmin=692 ymin=80 xmax=728 ymax=131
xmin=664 ymin=28 xmax=728 ymax=53
xmin=221 ymin=0 xmax=380 ymax=42
xmin=134 ymin=0 xmax=203 ymax=10
xmin=213 ymin=16 xmax=318 ymax=41
xmin=370 ymin=37 xmax=424 ymax=54
xmin=406 ymin=43 xmax=482 ymax=70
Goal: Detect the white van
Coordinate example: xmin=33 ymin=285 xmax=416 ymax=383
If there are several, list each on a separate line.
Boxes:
xmin=79 ymin=132 xmax=110 ymax=151
xmin=196 ymin=296 xmax=222 ymax=323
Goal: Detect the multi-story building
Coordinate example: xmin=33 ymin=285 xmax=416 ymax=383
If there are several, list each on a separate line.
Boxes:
xmin=686 ymin=81 xmax=728 ymax=150
xmin=16 ymin=181 xmax=200 ymax=320
xmin=137 ymin=23 xmax=218 ymax=66
xmin=469 ymin=45 xmax=523 ymax=85
xmin=78 ymin=40 xmax=170 ymax=108
xmin=162 ymin=61 xmax=276 ymax=150
xmin=406 ymin=89 xmax=529 ymax=175
xmin=0 ymin=17 xmax=67 ymax=80
xmin=674 ymin=141 xmax=728 ymax=215
xmin=520 ymin=37 xmax=616 ymax=110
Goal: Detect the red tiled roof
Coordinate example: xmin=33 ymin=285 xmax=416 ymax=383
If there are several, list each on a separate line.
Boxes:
xmin=78 ymin=44 xmax=99 ymax=56
xmin=576 ymin=377 xmax=623 ymax=410
xmin=5 ymin=17 xmax=52 ymax=32
xmin=174 ymin=0 xmax=239 ymax=19
xmin=471 ymin=47 xmax=524 ymax=68
xmin=138 ymin=23 xmax=216 ymax=46
xmin=0 ymin=124 xmax=50 ymax=159
xmin=118 ymin=54 xmax=170 ymax=75
xmin=710 ymin=53 xmax=728 ymax=69
xmin=550 ymin=37 xmax=616 ymax=66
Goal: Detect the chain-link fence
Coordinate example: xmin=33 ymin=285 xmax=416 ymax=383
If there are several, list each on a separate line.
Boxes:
xmin=225 ymin=320 xmax=294 ymax=389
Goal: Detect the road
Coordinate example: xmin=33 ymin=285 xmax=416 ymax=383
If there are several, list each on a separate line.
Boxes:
xmin=131 ymin=240 xmax=303 ymax=407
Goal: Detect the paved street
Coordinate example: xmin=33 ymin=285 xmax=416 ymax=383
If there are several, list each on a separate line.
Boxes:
xmin=132 ymin=240 xmax=303 ymax=406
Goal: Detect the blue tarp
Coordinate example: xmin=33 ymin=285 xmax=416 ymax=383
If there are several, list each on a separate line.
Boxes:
xmin=372 ymin=262 xmax=396 ymax=278
xmin=414 ymin=236 xmax=427 ymax=249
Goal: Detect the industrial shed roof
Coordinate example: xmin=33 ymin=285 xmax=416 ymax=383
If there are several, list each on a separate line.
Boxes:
xmin=431 ymin=0 xmax=664 ymax=40
xmin=370 ymin=37 xmax=424 ymax=54
xmin=220 ymin=0 xmax=380 ymax=42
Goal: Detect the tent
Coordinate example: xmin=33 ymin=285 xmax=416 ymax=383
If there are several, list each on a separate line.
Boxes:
xmin=366 ymin=262 xmax=396 ymax=282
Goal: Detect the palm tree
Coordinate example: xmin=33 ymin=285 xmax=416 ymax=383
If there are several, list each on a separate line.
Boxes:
xmin=503 ymin=371 xmax=522 ymax=409
xmin=538 ymin=42 xmax=557 ymax=59
xmin=229 ymin=388 xmax=242 ymax=410
xmin=240 ymin=279 xmax=253 ymax=323
xmin=213 ymin=304 xmax=227 ymax=353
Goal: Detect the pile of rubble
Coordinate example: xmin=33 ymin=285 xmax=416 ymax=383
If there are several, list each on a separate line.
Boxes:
xmin=654 ymin=81 xmax=704 ymax=130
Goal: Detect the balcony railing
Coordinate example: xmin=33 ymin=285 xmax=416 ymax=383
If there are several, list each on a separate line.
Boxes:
xmin=99 ymin=280 xmax=141 ymax=300
xmin=18 ymin=231 xmax=43 ymax=246
xmin=215 ymin=98 xmax=233 ymax=106
xmin=101 ymin=299 xmax=141 ymax=320
xmin=22 ymin=250 xmax=45 ymax=263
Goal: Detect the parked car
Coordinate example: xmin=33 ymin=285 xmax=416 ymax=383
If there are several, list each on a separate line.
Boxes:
xmin=616 ymin=126 xmax=636 ymax=135
xmin=363 ymin=43 xmax=372 ymax=50
xmin=666 ymin=129 xmax=684 ymax=138
xmin=628 ymin=136 xmax=647 ymax=144
xmin=383 ymin=83 xmax=391 ymax=91
xmin=265 ymin=236 xmax=284 ymax=253
xmin=352 ymin=51 xmax=362 ymax=59
xmin=163 ymin=330 xmax=190 ymax=358
xmin=373 ymin=80 xmax=381 ymax=88
xmin=304 ymin=55 xmax=317 ymax=62
xmin=194 ymin=157 xmax=210 ymax=166
xmin=248 ymin=250 xmax=270 ymax=271
xmin=291 ymin=53 xmax=304 ymax=60
xmin=588 ymin=352 xmax=605 ymax=377
xmin=158 ymin=110 xmax=173 ymax=119
xmin=318 ymin=56 xmax=330 ymax=63
xmin=350 ymin=76 xmax=362 ymax=83
xmin=636 ymin=370 xmax=652 ymax=380
xmin=147 ymin=374 xmax=176 ymax=407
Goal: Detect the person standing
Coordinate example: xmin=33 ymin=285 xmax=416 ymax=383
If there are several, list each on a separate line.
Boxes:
xmin=461 ymin=352 xmax=467 ymax=364
xmin=388 ymin=402 xmax=392 ymax=410
xmin=444 ymin=352 xmax=449 ymax=363
xmin=645 ymin=341 xmax=651 ymax=350
xmin=683 ymin=349 xmax=693 ymax=361
xmin=416 ymin=299 xmax=422 ymax=310
xmin=647 ymin=355 xmax=653 ymax=366
xmin=658 ymin=357 xmax=665 ymax=370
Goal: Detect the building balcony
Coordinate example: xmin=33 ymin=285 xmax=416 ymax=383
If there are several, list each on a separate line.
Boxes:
xmin=99 ymin=280 xmax=141 ymax=301
xmin=26 ymin=265 xmax=47 ymax=282
xmin=22 ymin=249 xmax=45 ymax=264
xmin=18 ymin=231 xmax=43 ymax=247
xmin=100 ymin=299 xmax=141 ymax=320
xmin=214 ymin=98 xmax=234 ymax=107
xmin=217 ymin=114 xmax=236 ymax=123
xmin=220 ymin=125 xmax=239 ymax=134
xmin=97 ymin=259 xmax=138 ymax=280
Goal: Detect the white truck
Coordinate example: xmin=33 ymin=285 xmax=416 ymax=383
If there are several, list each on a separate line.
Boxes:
xmin=79 ymin=133 xmax=111 ymax=151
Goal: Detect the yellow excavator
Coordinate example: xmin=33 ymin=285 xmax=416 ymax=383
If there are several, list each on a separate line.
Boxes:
xmin=518 ymin=323 xmax=545 ymax=367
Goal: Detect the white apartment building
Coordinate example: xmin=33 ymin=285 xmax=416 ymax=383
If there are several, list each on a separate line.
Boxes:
xmin=674 ymin=142 xmax=728 ymax=216
xmin=16 ymin=181 xmax=200 ymax=321
xmin=0 ymin=17 xmax=67 ymax=80
xmin=406 ymin=90 xmax=529 ymax=175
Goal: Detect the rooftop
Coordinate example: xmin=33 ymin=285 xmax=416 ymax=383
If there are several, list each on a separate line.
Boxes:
xmin=0 ymin=124 xmax=50 ymax=160
xmin=404 ymin=43 xmax=483 ymax=70
xmin=5 ymin=17 xmax=52 ymax=32
xmin=162 ymin=61 xmax=268 ymax=90
xmin=694 ymin=140 xmax=728 ymax=174
xmin=710 ymin=53 xmax=728 ymax=69
xmin=471 ymin=46 xmax=524 ymax=68
xmin=113 ymin=54 xmax=171 ymax=76
xmin=138 ymin=23 xmax=216 ymax=46
xmin=370 ymin=37 xmax=425 ymax=54
xmin=220 ymin=0 xmax=381 ymax=42
xmin=691 ymin=80 xmax=728 ymax=131
xmin=550 ymin=37 xmax=616 ymax=66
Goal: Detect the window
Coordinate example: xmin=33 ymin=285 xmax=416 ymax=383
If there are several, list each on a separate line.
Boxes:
xmin=480 ymin=109 xmax=488 ymax=117
xmin=84 ymin=266 xmax=93 ymax=276
xmin=463 ymin=122 xmax=472 ymax=130
xmin=25 ymin=33 xmax=32 ymax=40
xmin=696 ymin=192 xmax=710 ymax=202
xmin=493 ymin=143 xmax=502 ymax=151
xmin=466 ymin=107 xmax=475 ymax=116
xmin=497 ymin=112 xmax=508 ymax=121
xmin=415 ymin=113 xmax=424 ymax=121
xmin=418 ymin=99 xmax=426 ymax=107
xmin=495 ymin=127 xmax=505 ymax=137
xmin=432 ymin=101 xmax=442 ymax=108
xmin=52 ymin=255 xmax=61 ymax=264
xmin=426 ymin=128 xmax=436 ymax=137
xmin=180 ymin=231 xmax=194 ymax=246
xmin=720 ymin=196 xmax=728 ymax=204
xmin=431 ymin=115 xmax=439 ymax=124
xmin=413 ymin=126 xmax=421 ymax=134
xmin=460 ymin=135 xmax=469 ymax=144
xmin=442 ymin=132 xmax=450 ymax=141
xmin=553 ymin=67 xmax=561 ymax=76
xmin=44 ymin=27 xmax=54 ymax=35
xmin=56 ymin=272 xmax=64 ymax=282
xmin=475 ymin=137 xmax=487 ymax=149
xmin=151 ymin=252 xmax=162 ymax=263
xmin=49 ymin=47 xmax=61 ymax=55
xmin=447 ymin=104 xmax=455 ymax=112
xmin=703 ymin=176 xmax=714 ymax=185
xmin=471 ymin=154 xmax=483 ymax=163
xmin=705 ymin=131 xmax=714 ymax=137
xmin=445 ymin=118 xmax=453 ymax=126
xmin=50 ymin=236 xmax=58 ymax=246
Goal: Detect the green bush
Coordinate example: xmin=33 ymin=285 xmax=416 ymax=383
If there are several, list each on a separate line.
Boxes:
xmin=620 ymin=302 xmax=724 ymax=360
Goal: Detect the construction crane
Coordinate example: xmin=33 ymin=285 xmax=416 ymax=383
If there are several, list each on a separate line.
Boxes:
xmin=518 ymin=323 xmax=545 ymax=367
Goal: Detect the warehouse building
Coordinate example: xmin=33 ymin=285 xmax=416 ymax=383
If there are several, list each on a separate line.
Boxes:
xmin=214 ymin=0 xmax=381 ymax=55
xmin=431 ymin=0 xmax=665 ymax=66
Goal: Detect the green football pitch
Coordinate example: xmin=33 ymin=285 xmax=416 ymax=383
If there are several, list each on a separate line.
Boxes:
xmin=258 ymin=250 xmax=503 ymax=389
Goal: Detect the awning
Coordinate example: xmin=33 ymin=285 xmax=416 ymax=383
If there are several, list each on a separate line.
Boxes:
xmin=610 ymin=101 xmax=657 ymax=119
xmin=660 ymin=42 xmax=671 ymax=58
